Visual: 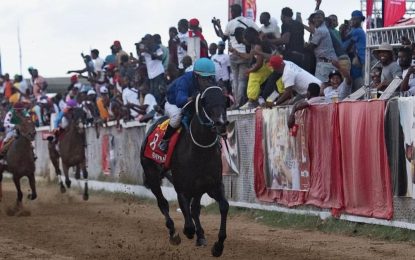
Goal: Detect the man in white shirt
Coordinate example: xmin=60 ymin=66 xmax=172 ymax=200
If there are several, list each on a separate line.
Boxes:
xmin=259 ymin=12 xmax=281 ymax=38
xmin=211 ymin=41 xmax=231 ymax=83
xmin=140 ymin=34 xmax=166 ymax=105
xmin=213 ymin=3 xmax=259 ymax=108
xmin=269 ymin=55 xmax=322 ymax=106
xmin=91 ymin=49 xmax=105 ymax=81
xmin=177 ymin=19 xmax=189 ymax=69
xmin=122 ymin=82 xmax=140 ymax=119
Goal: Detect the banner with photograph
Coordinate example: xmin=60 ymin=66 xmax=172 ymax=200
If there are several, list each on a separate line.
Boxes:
xmin=221 ymin=121 xmax=240 ymax=175
xmin=261 ymin=107 xmax=310 ymax=191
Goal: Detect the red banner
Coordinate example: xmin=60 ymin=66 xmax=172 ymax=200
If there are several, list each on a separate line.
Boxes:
xmin=384 ymin=0 xmax=406 ymax=27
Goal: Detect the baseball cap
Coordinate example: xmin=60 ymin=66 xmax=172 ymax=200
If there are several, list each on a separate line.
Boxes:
xmin=193 ymin=58 xmax=216 ymax=77
xmin=113 ymin=40 xmax=121 ymax=48
xmin=189 ymin=18 xmax=199 ymax=27
xmin=87 ymin=89 xmax=96 ymax=95
xmin=100 ymin=86 xmax=109 ymax=94
xmin=269 ymin=55 xmax=284 ymax=70
xmin=351 ymin=10 xmax=365 ymax=21
xmin=70 ymin=74 xmax=78 ymax=83
xmin=328 ymin=70 xmax=343 ymax=80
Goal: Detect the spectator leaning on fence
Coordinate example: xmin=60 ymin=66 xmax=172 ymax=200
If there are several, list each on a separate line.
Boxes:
xmin=270 ymin=55 xmax=322 ymax=106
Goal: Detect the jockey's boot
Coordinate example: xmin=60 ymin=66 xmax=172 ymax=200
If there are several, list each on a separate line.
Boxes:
xmin=158 ymin=125 xmax=177 ymax=153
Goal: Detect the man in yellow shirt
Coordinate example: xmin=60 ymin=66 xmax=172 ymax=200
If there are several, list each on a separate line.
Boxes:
xmin=96 ymin=86 xmax=110 ymax=122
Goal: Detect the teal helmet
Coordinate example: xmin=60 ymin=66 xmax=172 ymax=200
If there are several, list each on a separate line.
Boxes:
xmin=193 ymin=58 xmax=215 ymax=77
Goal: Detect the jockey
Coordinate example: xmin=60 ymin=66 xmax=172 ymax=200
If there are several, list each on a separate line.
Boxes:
xmin=52 ymin=99 xmax=78 ymax=136
xmin=0 ymin=102 xmax=30 ymax=158
xmin=158 ymin=57 xmax=216 ymax=152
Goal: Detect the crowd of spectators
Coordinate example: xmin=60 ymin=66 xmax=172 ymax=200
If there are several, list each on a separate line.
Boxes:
xmin=1 ymin=0 xmax=415 ymax=131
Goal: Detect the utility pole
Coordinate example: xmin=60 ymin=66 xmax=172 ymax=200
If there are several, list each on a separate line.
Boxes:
xmin=17 ymin=24 xmax=22 ymax=75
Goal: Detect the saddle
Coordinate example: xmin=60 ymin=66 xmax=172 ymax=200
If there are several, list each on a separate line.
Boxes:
xmin=143 ymin=119 xmax=181 ymax=168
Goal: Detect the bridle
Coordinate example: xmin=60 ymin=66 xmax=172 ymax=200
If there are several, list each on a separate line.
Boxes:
xmin=190 ymin=86 xmax=224 ymax=149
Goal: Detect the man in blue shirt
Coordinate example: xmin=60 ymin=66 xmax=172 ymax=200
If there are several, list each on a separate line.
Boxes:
xmin=159 ymin=58 xmax=216 ymax=152
xmin=343 ymin=10 xmax=366 ymax=91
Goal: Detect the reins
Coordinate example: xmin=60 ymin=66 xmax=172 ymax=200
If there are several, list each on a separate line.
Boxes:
xmin=189 ymin=86 xmax=224 ymax=149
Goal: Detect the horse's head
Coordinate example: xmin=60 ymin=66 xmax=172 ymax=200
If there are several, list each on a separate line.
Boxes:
xmin=69 ymin=108 xmax=86 ymax=134
xmin=17 ymin=116 xmax=36 ymax=141
xmin=196 ymin=86 xmax=229 ymax=136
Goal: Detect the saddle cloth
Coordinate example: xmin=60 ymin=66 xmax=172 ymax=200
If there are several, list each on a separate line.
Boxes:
xmin=143 ymin=119 xmax=181 ymax=168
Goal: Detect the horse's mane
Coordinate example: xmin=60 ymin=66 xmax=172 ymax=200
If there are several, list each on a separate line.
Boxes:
xmin=71 ymin=108 xmax=86 ymax=124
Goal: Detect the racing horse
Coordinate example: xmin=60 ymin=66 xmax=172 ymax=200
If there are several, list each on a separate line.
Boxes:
xmin=140 ymin=86 xmax=229 ymax=257
xmin=48 ymin=108 xmax=89 ymax=200
xmin=0 ymin=114 xmax=37 ymax=212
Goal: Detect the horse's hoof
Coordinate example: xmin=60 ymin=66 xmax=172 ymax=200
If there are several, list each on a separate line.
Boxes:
xmin=211 ymin=242 xmax=224 ymax=257
xmin=65 ymin=180 xmax=72 ymax=188
xmin=27 ymin=193 xmax=37 ymax=200
xmin=60 ymin=186 xmax=66 ymax=193
xmin=196 ymin=238 xmax=207 ymax=247
xmin=169 ymin=232 xmax=181 ymax=246
xmin=183 ymin=227 xmax=195 ymax=239
xmin=83 ymin=193 xmax=89 ymax=201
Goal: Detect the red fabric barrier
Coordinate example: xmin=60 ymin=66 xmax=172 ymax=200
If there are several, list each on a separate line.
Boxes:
xmin=254 ymin=101 xmax=393 ymax=219
xmin=338 ymin=101 xmax=393 ymax=219
xmin=305 ymin=104 xmax=343 ymax=210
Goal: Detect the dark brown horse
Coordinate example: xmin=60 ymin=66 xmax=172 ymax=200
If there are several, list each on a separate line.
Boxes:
xmin=48 ymin=108 xmax=89 ymax=200
xmin=0 ymin=115 xmax=37 ymax=211
xmin=140 ymin=86 xmax=229 ymax=257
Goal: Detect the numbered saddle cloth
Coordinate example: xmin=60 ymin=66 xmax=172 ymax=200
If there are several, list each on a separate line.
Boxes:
xmin=143 ymin=119 xmax=181 ymax=168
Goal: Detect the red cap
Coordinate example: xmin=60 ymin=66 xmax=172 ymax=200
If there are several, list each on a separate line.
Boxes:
xmin=113 ymin=40 xmax=121 ymax=48
xmin=269 ymin=55 xmax=284 ymax=70
xmin=70 ymin=75 xmax=78 ymax=83
xmin=189 ymin=18 xmax=199 ymax=27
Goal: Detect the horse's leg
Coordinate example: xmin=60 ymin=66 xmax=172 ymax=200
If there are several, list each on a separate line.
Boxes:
xmin=49 ymin=144 xmax=64 ymax=192
xmin=178 ymin=193 xmax=195 ymax=239
xmin=27 ymin=173 xmax=37 ymax=200
xmin=144 ymin=161 xmax=180 ymax=245
xmin=208 ymin=184 xmax=229 ymax=257
xmin=62 ymin=163 xmax=71 ymax=189
xmin=12 ymin=175 xmax=23 ymax=209
xmin=81 ymin=161 xmax=89 ymax=201
xmin=191 ymin=195 xmax=207 ymax=246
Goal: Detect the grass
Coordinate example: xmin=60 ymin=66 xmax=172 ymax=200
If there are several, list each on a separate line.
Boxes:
xmin=203 ymin=204 xmax=415 ymax=243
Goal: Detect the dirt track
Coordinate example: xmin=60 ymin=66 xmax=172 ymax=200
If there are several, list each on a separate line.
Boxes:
xmin=1 ymin=181 xmax=415 ymax=260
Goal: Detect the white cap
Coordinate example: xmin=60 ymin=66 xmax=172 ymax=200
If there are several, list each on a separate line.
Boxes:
xmin=100 ymin=86 xmax=108 ymax=94
xmin=40 ymin=98 xmax=48 ymax=104
xmin=87 ymin=89 xmax=96 ymax=95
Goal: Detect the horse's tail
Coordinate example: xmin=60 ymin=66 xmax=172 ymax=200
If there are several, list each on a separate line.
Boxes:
xmin=139 ymin=116 xmax=168 ymax=158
